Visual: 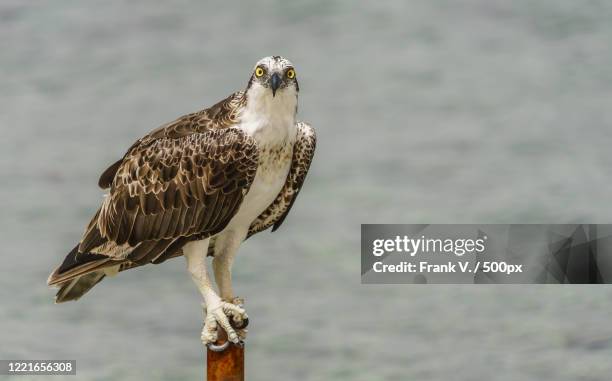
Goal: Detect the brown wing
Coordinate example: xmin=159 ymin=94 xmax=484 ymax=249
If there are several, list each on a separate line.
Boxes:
xmin=98 ymin=91 xmax=246 ymax=189
xmin=82 ymin=128 xmax=258 ymax=255
xmin=48 ymin=96 xmax=253 ymax=300
xmin=247 ymin=121 xmax=316 ymax=238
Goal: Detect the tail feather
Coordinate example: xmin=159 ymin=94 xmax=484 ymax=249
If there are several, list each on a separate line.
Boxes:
xmin=48 ymin=253 xmax=114 ymax=286
xmin=48 ymin=243 xmax=118 ymax=303
xmin=55 ymin=271 xmax=106 ymax=303
xmin=49 ymin=236 xmax=183 ymax=303
xmin=51 ymin=244 xmax=108 ymax=280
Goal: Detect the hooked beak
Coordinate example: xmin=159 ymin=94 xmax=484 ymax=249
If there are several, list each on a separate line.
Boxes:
xmin=269 ymin=73 xmax=281 ymax=97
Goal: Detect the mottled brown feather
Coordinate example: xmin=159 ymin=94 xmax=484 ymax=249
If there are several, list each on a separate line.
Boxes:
xmin=49 ymin=92 xmax=257 ymax=302
xmin=93 ymin=128 xmax=258 ymax=249
xmin=96 ymin=91 xmax=246 ymax=190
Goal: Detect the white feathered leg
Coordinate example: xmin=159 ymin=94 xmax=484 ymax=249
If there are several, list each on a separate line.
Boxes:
xmin=212 ymin=229 xmax=249 ymax=339
xmin=212 ymin=229 xmax=247 ymax=301
xmin=183 ymin=239 xmax=246 ymax=346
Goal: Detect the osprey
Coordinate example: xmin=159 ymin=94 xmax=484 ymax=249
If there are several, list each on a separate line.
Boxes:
xmin=48 ymin=56 xmax=316 ymax=346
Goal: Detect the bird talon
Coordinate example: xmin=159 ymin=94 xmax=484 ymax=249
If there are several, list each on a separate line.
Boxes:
xmin=229 ymin=297 xmax=245 ymax=307
xmin=201 ymin=299 xmax=248 ymax=347
xmin=232 ymin=317 xmax=249 ymax=330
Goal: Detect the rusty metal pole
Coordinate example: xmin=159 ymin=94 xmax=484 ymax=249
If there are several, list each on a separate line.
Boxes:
xmin=206 ymin=303 xmax=248 ymax=381
xmin=206 ymin=329 xmax=244 ymax=381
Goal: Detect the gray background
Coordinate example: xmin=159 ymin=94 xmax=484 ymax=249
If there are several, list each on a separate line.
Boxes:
xmin=2 ymin=1 xmax=612 ymax=380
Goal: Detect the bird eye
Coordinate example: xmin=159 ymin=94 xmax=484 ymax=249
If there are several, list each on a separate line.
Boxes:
xmin=286 ymin=68 xmax=295 ymax=79
xmin=255 ymin=67 xmax=265 ymax=77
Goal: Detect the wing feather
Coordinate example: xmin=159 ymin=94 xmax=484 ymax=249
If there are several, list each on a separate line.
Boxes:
xmin=49 ymin=92 xmax=252 ymax=297
xmin=96 ymin=91 xmax=246 ymax=190
xmin=91 ymin=128 xmax=258 ymax=250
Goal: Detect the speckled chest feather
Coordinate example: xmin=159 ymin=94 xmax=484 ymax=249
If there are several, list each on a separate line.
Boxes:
xmin=258 ymin=143 xmax=294 ymax=173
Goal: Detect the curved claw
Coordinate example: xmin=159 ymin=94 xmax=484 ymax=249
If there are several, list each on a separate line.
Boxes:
xmin=231 ymin=317 xmax=249 ymax=330
xmin=207 ymin=341 xmax=230 ymax=352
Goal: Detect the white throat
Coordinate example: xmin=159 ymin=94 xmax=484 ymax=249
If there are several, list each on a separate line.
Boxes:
xmin=239 ymin=83 xmax=297 ymax=146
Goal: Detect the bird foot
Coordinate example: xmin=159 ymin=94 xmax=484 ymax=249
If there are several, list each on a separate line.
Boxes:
xmin=224 ymin=296 xmax=249 ymax=330
xmin=225 ymin=296 xmax=244 ymax=306
xmin=201 ymin=298 xmax=248 ymax=347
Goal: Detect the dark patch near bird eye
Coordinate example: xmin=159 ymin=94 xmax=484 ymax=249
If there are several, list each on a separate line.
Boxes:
xmin=246 ymin=74 xmax=255 ymax=90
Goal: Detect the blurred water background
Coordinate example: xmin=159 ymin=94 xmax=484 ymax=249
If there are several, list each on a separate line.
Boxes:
xmin=2 ymin=1 xmax=612 ymax=380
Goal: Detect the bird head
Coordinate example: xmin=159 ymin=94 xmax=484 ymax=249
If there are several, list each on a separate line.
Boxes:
xmin=247 ymin=56 xmax=299 ymax=98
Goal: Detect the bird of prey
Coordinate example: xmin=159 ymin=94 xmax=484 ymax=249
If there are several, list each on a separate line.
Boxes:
xmin=47 ymin=56 xmax=316 ymax=346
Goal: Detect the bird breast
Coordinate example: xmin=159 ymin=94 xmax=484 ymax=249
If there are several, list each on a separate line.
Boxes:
xmin=224 ymin=142 xmax=293 ymax=232
xmin=257 ymin=143 xmax=294 ymax=174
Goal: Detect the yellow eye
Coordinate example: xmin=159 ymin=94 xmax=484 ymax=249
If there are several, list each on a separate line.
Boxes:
xmin=286 ymin=68 xmax=295 ymax=79
xmin=255 ymin=67 xmax=265 ymax=77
